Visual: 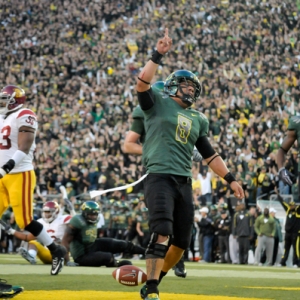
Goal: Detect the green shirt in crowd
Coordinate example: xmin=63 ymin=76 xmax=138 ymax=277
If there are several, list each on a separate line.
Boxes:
xmin=254 ymin=215 xmax=276 ymax=237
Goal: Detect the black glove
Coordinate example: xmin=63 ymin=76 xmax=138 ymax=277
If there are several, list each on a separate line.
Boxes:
xmin=0 ymin=219 xmax=15 ymax=235
xmin=278 ymin=168 xmax=294 ymax=186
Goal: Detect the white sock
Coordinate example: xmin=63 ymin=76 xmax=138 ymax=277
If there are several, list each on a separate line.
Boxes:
xmin=28 ymin=249 xmax=37 ymax=259
xmin=36 ymin=227 xmax=53 ymax=246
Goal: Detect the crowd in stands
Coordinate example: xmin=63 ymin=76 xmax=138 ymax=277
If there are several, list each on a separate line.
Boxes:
xmin=1 ymin=0 xmax=300 ymax=262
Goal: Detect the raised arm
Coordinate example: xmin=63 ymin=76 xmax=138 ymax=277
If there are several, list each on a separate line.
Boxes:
xmin=135 ymin=28 xmax=172 ymax=93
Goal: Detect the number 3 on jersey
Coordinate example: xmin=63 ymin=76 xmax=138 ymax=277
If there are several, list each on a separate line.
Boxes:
xmin=176 ymin=115 xmax=192 ymax=144
xmin=0 ymin=125 xmax=11 ymax=150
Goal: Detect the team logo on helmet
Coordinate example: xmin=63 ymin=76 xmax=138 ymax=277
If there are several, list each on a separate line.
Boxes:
xmin=81 ymin=201 xmax=100 ymax=223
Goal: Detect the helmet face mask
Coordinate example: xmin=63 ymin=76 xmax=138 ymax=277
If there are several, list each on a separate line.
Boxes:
xmin=164 ymin=70 xmax=202 ymax=106
xmin=81 ymin=201 xmax=100 ymax=224
xmin=0 ymin=85 xmax=26 ymax=115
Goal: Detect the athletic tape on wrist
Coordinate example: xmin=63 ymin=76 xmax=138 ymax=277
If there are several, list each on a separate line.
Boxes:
xmin=8 ymin=228 xmax=16 ymax=235
xmin=12 ymin=150 xmax=27 ymax=165
xmin=0 ymin=168 xmax=7 ymax=177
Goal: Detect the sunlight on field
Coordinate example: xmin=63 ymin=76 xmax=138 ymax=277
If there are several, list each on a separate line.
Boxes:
xmin=17 ymin=291 xmax=271 ymax=300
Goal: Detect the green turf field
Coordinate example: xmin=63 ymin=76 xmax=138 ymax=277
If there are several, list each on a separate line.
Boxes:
xmin=0 ymin=254 xmax=299 ymax=300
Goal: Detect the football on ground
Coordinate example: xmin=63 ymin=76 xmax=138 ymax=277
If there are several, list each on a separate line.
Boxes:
xmin=112 ymin=265 xmax=147 ymax=287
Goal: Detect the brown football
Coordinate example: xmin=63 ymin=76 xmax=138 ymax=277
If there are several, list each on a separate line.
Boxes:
xmin=112 ymin=265 xmax=147 ymax=287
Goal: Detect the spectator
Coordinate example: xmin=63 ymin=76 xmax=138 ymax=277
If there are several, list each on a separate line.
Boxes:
xmin=232 ymin=202 xmax=254 ymax=265
xmin=269 ymin=208 xmax=283 ymax=266
xmin=254 ymin=208 xmax=275 ymax=266
xmin=197 ymin=207 xmax=215 ymax=263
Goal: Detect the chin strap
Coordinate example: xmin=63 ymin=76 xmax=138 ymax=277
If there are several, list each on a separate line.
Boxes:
xmin=176 ymin=85 xmax=194 ymax=106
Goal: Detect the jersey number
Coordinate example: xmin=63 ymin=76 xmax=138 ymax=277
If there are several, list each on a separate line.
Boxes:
xmin=175 ymin=115 xmax=192 ymax=144
xmin=0 ymin=126 xmax=11 ymax=150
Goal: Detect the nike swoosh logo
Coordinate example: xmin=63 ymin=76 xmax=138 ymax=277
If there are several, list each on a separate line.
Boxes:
xmin=51 ymin=258 xmax=64 ymax=275
xmin=122 ymin=273 xmax=136 ymax=278
xmin=191 ymin=114 xmax=197 ymax=116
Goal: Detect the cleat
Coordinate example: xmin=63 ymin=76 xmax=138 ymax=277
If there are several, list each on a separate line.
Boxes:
xmin=174 ymin=258 xmax=187 ymax=278
xmin=0 ymin=279 xmax=24 ymax=298
xmin=145 ymin=293 xmax=160 ymax=300
xmin=19 ymin=247 xmax=36 ymax=265
xmin=50 ymin=245 xmax=67 ymax=275
xmin=140 ymin=284 xmax=147 ymax=299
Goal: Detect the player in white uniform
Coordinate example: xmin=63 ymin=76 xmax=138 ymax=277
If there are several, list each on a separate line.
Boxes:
xmin=0 ymin=85 xmax=66 ymax=281
xmin=19 ymin=201 xmax=72 ymax=265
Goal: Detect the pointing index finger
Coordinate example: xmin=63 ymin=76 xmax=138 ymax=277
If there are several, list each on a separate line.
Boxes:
xmin=165 ymin=28 xmax=169 ymax=38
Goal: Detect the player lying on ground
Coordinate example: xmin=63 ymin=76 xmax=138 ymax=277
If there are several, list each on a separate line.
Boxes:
xmin=18 ymin=200 xmax=73 ymax=265
xmin=61 ymin=201 xmax=146 ymax=267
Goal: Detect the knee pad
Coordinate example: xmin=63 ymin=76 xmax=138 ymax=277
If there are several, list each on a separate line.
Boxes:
xmin=152 ymin=221 xmax=173 ymax=237
xmin=145 ymin=232 xmax=170 ymax=259
xmin=24 ymin=220 xmax=43 ymax=236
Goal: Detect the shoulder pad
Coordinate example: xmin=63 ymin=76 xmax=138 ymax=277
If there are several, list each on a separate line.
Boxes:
xmin=199 ymin=112 xmax=208 ymax=120
xmin=17 ymin=109 xmax=37 ymax=119
xmin=63 ymin=215 xmax=72 ymax=223
xmin=69 ymin=215 xmax=86 ymax=228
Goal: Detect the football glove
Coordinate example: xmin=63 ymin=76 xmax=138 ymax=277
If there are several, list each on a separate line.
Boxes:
xmin=66 ymin=261 xmax=79 ymax=267
xmin=192 ymin=149 xmax=203 ymax=162
xmin=59 ymin=185 xmax=75 ymax=212
xmin=278 ymin=168 xmax=294 ymax=187
xmin=0 ymin=220 xmax=16 ymax=235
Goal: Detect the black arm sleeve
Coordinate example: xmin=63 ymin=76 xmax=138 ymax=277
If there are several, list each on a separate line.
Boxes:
xmin=137 ymin=88 xmax=155 ymax=110
xmin=195 ymin=136 xmax=216 ymax=159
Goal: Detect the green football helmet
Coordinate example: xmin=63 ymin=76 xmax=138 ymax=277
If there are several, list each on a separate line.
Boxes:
xmin=81 ymin=201 xmax=100 ymax=223
xmin=164 ymin=70 xmax=202 ymax=106
xmin=151 ymin=81 xmax=165 ymax=91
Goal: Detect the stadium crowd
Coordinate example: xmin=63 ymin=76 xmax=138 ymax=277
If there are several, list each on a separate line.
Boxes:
xmin=1 ymin=0 xmax=300 ymax=265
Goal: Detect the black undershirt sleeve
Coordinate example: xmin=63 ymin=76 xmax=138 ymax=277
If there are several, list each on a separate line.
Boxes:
xmin=195 ymin=136 xmax=216 ymax=159
xmin=137 ymin=88 xmax=155 ymax=110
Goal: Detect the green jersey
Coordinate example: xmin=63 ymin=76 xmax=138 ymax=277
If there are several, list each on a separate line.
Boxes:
xmin=69 ymin=215 xmax=97 ymax=260
xmin=142 ymin=88 xmax=209 ymax=177
xmin=287 ymin=116 xmax=300 ymax=171
xmin=131 ymin=106 xmax=146 ymax=143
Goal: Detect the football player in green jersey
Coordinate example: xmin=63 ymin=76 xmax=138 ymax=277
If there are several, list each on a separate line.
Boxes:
xmin=135 ymin=28 xmax=244 ymax=300
xmin=123 ymin=80 xmax=201 ymax=279
xmin=277 ymin=115 xmax=299 ymax=188
xmin=61 ymin=201 xmax=145 ymax=267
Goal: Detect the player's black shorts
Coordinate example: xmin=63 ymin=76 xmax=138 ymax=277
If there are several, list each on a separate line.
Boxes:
xmin=74 ymin=238 xmax=120 ymax=267
xmin=144 ymin=173 xmax=194 ymax=249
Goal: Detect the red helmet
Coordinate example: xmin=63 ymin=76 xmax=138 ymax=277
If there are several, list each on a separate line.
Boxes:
xmin=42 ymin=201 xmax=60 ymax=223
xmin=0 ymin=85 xmax=26 ymax=115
